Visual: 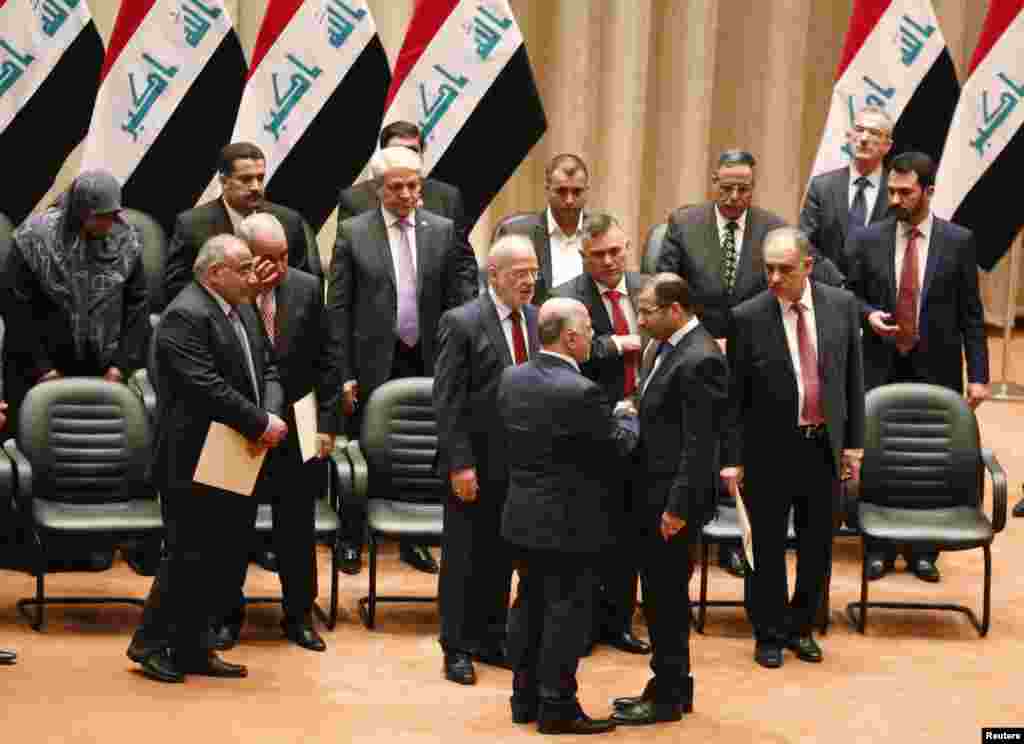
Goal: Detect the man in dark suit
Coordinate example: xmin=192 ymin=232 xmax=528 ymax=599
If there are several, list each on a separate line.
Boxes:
xmin=846 ymin=151 xmax=990 ymax=583
xmin=723 ymin=227 xmax=864 ymax=669
xmin=433 ymin=235 xmax=540 ymax=686
xmin=799 ymin=106 xmax=893 ymax=276
xmin=499 ymin=297 xmax=638 ymax=735
xmin=162 ymin=142 xmax=317 ymax=307
xmin=337 ymin=120 xmax=471 ymax=256
xmin=553 ymin=211 xmax=650 ymax=656
xmin=0 ymin=316 xmax=12 ymax=665
xmin=130 ymin=234 xmax=289 ymax=683
xmin=610 ymin=273 xmax=728 ymax=726
xmin=326 ymin=146 xmax=478 ymax=575
xmin=493 ymin=153 xmax=589 ymax=305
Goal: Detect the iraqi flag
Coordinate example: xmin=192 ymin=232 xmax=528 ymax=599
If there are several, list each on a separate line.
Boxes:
xmin=932 ymin=0 xmax=1024 ymax=270
xmin=79 ymin=0 xmax=246 ymax=234
xmin=0 ymin=0 xmax=104 ymax=225
xmin=807 ymin=0 xmax=959 ymax=181
xmin=200 ymin=0 xmax=390 ymax=231
xmin=383 ymin=0 xmax=546 ymax=229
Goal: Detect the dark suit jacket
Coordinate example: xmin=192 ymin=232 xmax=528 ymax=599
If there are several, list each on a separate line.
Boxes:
xmin=433 ymin=293 xmax=539 ymax=486
xmin=725 ymin=283 xmax=865 ymax=483
xmin=325 ymin=208 xmax=478 ymax=396
xmin=636 ymin=323 xmax=728 ymax=526
xmin=552 ymin=271 xmax=649 ymax=403
xmin=153 ymin=282 xmax=283 ymax=494
xmin=493 ymin=210 xmax=587 ymax=306
xmin=163 ymin=199 xmax=317 ymax=307
xmin=498 ymin=354 xmax=638 ymax=554
xmin=657 ymin=202 xmax=845 ymax=338
xmin=799 ymin=166 xmax=890 ymax=276
xmin=845 ymin=215 xmax=989 ymax=394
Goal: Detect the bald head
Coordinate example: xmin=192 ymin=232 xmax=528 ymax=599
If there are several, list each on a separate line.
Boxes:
xmin=239 ymin=212 xmax=288 ymax=290
xmin=238 ymin=212 xmax=286 ymax=249
xmin=489 ymin=235 xmax=539 ymax=310
xmin=538 ymin=298 xmax=593 ymax=363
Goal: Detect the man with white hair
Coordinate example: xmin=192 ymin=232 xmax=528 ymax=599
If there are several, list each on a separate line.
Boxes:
xmin=326 ymin=145 xmax=478 ymax=574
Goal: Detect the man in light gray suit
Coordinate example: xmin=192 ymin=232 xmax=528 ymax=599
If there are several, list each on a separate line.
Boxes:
xmin=326 ymin=146 xmax=478 ymax=574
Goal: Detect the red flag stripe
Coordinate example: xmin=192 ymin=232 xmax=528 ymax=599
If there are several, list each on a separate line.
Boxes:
xmin=248 ymin=0 xmax=304 ymax=77
xmin=969 ymin=0 xmax=1024 ymax=72
xmin=835 ymin=0 xmax=892 ymax=80
xmin=100 ymin=0 xmax=157 ymax=82
xmin=385 ymin=0 xmax=459 ymax=109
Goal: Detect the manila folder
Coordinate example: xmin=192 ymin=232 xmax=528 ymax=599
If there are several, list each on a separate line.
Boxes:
xmin=294 ymin=391 xmax=319 ymax=463
xmin=194 ymin=422 xmax=267 ymax=496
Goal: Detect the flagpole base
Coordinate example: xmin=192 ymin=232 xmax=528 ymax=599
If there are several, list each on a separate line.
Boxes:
xmin=990 ymin=382 xmax=1024 ymax=401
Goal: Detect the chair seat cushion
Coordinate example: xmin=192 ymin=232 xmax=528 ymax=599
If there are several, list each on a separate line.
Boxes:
xmin=33 ymin=498 xmax=163 ymax=533
xmin=858 ymin=503 xmax=993 ymax=550
xmin=702 ymin=506 xmax=796 ymax=541
xmin=366 ymin=498 xmax=443 ymax=537
xmin=253 ymin=500 xmax=340 ymax=534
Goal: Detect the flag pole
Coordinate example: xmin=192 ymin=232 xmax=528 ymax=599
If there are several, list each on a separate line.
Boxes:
xmin=991 ymin=231 xmax=1024 ymax=400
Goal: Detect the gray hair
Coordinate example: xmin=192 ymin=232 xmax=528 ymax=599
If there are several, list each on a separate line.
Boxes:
xmin=856 ymin=105 xmax=894 ymax=135
xmin=487 ymin=234 xmax=536 ymax=270
xmin=538 ymin=297 xmax=588 ymax=346
xmin=581 ymin=211 xmax=621 ymax=246
xmin=763 ymin=226 xmax=812 ymax=259
xmin=370 ymin=145 xmax=422 ymax=183
xmin=194 ymin=234 xmax=244 ymax=279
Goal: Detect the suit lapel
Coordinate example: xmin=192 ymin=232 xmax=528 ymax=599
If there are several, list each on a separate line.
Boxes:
xmin=920 ymin=217 xmax=943 ymax=310
xmin=414 ymin=212 xmax=431 ymax=301
xmin=481 ymin=293 xmax=514 ymax=367
xmin=770 ymin=297 xmax=798 ymax=387
xmin=273 ymin=276 xmax=295 ymax=358
xmin=810 ymin=282 xmax=833 ymax=385
xmin=584 ymin=275 xmax=614 ymax=334
xmin=733 ymin=211 xmax=761 ymax=298
xmin=883 ymin=219 xmax=899 ymax=308
xmin=534 ymin=213 xmax=553 ymax=290
xmin=210 ymin=199 xmax=234 ymax=236
xmin=199 ymin=286 xmax=258 ymax=402
xmin=869 ymin=170 xmax=890 ymax=223
xmin=525 ymin=304 xmax=540 ymax=357
xmin=371 ymin=210 xmax=396 ymax=289
xmin=700 ymin=205 xmax=725 ymax=283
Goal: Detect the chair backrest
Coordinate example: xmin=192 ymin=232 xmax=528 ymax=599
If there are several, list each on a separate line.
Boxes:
xmin=0 ymin=211 xmax=15 ymax=271
xmin=861 ymin=383 xmax=980 ymax=510
xmin=18 ymin=378 xmax=153 ymax=504
xmin=490 ymin=211 xmax=539 ymax=245
xmin=360 ymin=377 xmax=441 ymax=504
xmin=641 ymin=222 xmax=668 ymax=274
xmin=120 ymin=208 xmax=168 ymax=312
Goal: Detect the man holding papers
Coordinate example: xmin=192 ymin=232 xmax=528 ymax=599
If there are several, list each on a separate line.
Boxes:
xmin=130 ymin=234 xmax=287 ymax=683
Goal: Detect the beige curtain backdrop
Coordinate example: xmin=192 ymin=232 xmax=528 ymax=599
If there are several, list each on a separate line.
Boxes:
xmin=56 ymin=1 xmax=1013 ymax=310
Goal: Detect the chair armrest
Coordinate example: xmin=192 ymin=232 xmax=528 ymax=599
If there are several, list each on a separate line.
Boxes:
xmin=0 ymin=441 xmax=14 ymax=522
xmin=981 ymin=448 xmax=1007 ymax=534
xmin=128 ymin=368 xmax=157 ymax=423
xmin=3 ymin=439 xmax=33 ymax=513
xmin=344 ymin=440 xmax=369 ymax=508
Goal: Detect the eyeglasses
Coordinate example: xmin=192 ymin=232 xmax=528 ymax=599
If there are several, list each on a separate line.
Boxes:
xmin=850 ymin=125 xmax=890 ymax=142
xmin=506 ymin=269 xmax=539 ymax=282
xmin=636 ymin=304 xmax=671 ymax=318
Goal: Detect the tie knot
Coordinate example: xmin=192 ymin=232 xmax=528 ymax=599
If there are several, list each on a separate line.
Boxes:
xmin=855 ymin=176 xmax=870 ymax=188
xmin=605 ymin=289 xmax=621 ymax=301
xmin=227 ymin=307 xmax=238 ymax=321
xmin=508 ymin=309 xmax=522 ymax=323
xmin=396 ymin=218 xmax=412 ymax=232
xmin=791 ymin=301 xmax=807 ymax=315
xmin=726 ymin=221 xmax=738 ymax=232
xmin=907 ymin=226 xmax=922 ymax=240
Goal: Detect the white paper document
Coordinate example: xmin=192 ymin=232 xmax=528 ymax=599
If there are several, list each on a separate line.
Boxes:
xmin=293 ymin=390 xmax=319 ymax=463
xmin=193 ymin=422 xmax=268 ymax=496
xmin=735 ymin=487 xmax=755 ymax=571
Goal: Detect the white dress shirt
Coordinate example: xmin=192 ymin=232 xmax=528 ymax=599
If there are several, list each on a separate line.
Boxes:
xmin=382 ymin=205 xmax=419 ymax=312
xmin=222 ymin=198 xmax=247 ymax=235
xmin=894 ymin=211 xmax=932 ymax=324
xmin=715 ymin=205 xmax=748 ymax=265
xmin=547 ymin=207 xmax=584 ymax=288
xmin=594 ymin=276 xmax=639 ymax=356
xmin=641 ymin=316 xmax=700 ymax=396
xmin=540 ymin=349 xmax=580 ymax=372
xmin=489 ymin=287 xmax=530 ymax=361
xmin=847 ymin=164 xmax=884 ymax=225
xmin=777 ymin=280 xmax=819 ymax=425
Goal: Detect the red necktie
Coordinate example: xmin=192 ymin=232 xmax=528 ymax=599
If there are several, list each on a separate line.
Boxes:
xmin=605 ymin=289 xmax=637 ymax=396
xmin=894 ymin=227 xmax=921 ymax=355
xmin=259 ymin=291 xmax=276 ymax=347
xmin=509 ymin=309 xmax=528 ymax=364
xmin=792 ymin=302 xmax=824 ymax=425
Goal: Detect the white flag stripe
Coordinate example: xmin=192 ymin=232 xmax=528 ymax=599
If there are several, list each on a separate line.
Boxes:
xmin=808 ymin=0 xmax=947 ymax=179
xmin=0 ymin=0 xmax=92 ymax=134
xmin=79 ymin=0 xmax=234 ymax=181
xmin=199 ymin=0 xmax=377 ymax=203
xmin=932 ymin=10 xmax=1024 ymax=220
xmin=382 ymin=0 xmax=523 ymax=174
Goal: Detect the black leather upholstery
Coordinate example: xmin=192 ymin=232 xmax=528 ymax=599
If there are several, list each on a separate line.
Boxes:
xmin=847 ymin=383 xmax=1007 ymax=636
xmin=344 ymin=377 xmax=444 ymax=628
xmin=641 ymin=222 xmax=668 ymax=275
xmin=490 ymin=211 xmax=539 ymax=243
xmin=0 ymin=211 xmax=14 ymax=271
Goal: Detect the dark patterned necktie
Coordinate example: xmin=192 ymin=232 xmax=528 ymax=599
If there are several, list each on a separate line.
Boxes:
xmin=894 ymin=228 xmax=921 ymax=354
xmin=792 ymin=302 xmax=823 ymax=425
xmin=508 ymin=309 xmax=528 ymax=364
xmin=849 ymin=176 xmax=870 ymax=228
xmin=721 ymin=221 xmax=738 ymax=292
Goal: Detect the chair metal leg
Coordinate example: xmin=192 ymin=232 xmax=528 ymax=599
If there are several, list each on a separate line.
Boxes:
xmin=329 ymin=536 xmax=339 ymax=630
xmin=357 ymin=532 xmax=378 ymax=629
xmin=981 ymin=544 xmax=992 ymax=637
xmin=845 ymin=549 xmax=870 ymax=633
xmin=698 ymin=539 xmax=710 ymax=633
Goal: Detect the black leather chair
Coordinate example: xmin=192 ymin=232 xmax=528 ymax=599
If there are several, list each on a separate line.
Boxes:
xmin=343 ymin=377 xmax=444 ymax=629
xmin=845 ymin=383 xmax=1007 ymax=637
xmin=490 ymin=211 xmax=540 ymax=244
xmin=5 ymin=378 xmax=163 ymax=630
xmin=0 ymin=212 xmax=14 ymax=267
xmin=119 ymin=208 xmax=167 ymax=324
xmin=640 ymin=222 xmax=668 ymax=275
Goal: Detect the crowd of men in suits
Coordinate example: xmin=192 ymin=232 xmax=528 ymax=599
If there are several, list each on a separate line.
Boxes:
xmin=0 ymin=104 xmax=1013 ymax=732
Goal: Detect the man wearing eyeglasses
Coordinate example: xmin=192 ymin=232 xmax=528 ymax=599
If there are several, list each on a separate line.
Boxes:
xmin=800 ymin=106 xmax=894 ymax=277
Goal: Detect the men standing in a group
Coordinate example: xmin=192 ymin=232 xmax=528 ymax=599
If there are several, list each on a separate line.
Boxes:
xmin=846 ymin=151 xmax=989 ymax=583
xmin=327 ymin=145 xmax=478 ymax=576
xmin=724 ymin=227 xmax=864 ymax=669
xmin=799 ymin=107 xmax=893 ymax=276
xmin=433 ymin=235 xmax=540 ymax=686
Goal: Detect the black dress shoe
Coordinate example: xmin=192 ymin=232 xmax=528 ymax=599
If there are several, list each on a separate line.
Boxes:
xmin=210 ymin=624 xmax=240 ymax=651
xmin=537 ymin=711 xmax=617 ymax=735
xmin=719 ymin=547 xmax=747 ymax=578
xmin=443 ymin=652 xmax=476 ymax=685
xmin=785 ymin=635 xmax=823 ymax=663
xmin=182 ymin=652 xmax=248 ymax=678
xmin=611 ymin=700 xmax=687 ymax=725
xmin=601 ymin=631 xmax=650 ymax=654
xmin=253 ymin=550 xmax=278 ymax=573
xmin=0 ymin=648 xmax=17 ymax=665
xmin=282 ymin=621 xmax=326 ymax=652
xmin=912 ymin=557 xmax=941 ymax=583
xmin=475 ymin=646 xmax=512 ymax=669
xmin=140 ymin=649 xmax=185 ymax=683
xmin=865 ymin=554 xmax=893 ymax=581
xmin=754 ymin=641 xmax=783 ymax=668
xmin=400 ymin=543 xmax=439 ymax=574
xmin=338 ymin=543 xmax=362 ymax=575
xmin=511 ymin=695 xmax=539 ymax=724
xmin=122 ymin=547 xmax=160 ymax=576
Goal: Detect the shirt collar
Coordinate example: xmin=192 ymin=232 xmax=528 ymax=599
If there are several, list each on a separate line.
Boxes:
xmin=489 ymin=286 xmax=518 ymax=322
xmin=200 ymin=281 xmax=235 ymax=317
xmin=849 ymin=163 xmax=883 ymax=191
xmin=540 ymin=349 xmax=580 ymax=372
xmin=662 ymin=316 xmax=700 ymax=350
xmin=382 ymin=205 xmax=415 ymax=228
xmin=221 ymin=197 xmax=248 ymax=234
xmin=898 ymin=210 xmax=933 ymax=242
xmin=546 ymin=206 xmax=584 ymax=238
xmin=777 ymin=278 xmax=814 ymax=315
xmin=594 ymin=275 xmax=628 ymax=296
xmin=714 ymin=205 xmax=748 ymax=233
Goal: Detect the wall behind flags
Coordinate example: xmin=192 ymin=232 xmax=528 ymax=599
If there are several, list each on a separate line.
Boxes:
xmin=52 ymin=0 xmax=988 ymax=268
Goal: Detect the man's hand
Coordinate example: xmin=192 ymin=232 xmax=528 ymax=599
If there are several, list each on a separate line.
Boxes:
xmin=614 ymin=399 xmax=638 ymax=417
xmin=841 ymin=449 xmax=862 ymax=483
xmin=615 ymin=334 xmax=643 ymax=354
xmin=253 ymin=256 xmax=282 ymax=293
xmin=715 ymin=338 xmax=727 ymax=354
xmin=660 ymin=511 xmax=686 ymax=541
xmin=0 ymin=401 xmax=7 ymax=432
xmin=103 ymin=366 xmax=123 ymax=384
xmin=966 ymin=383 xmax=990 ymax=410
xmin=450 ymin=468 xmax=479 ymax=503
xmin=720 ymin=466 xmax=744 ymax=501
xmin=867 ymin=310 xmax=900 ymax=337
xmin=39 ymin=369 xmax=61 ymax=383
xmin=316 ymin=433 xmax=336 ymax=459
xmin=342 ymin=381 xmax=359 ymax=417
xmin=260 ymin=413 xmax=288 ymax=448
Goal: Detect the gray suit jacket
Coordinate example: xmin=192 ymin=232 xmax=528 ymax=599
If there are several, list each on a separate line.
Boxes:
xmin=325 ymin=208 xmax=478 ymax=397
